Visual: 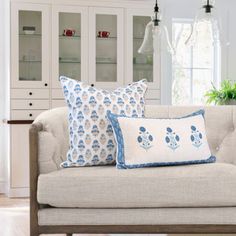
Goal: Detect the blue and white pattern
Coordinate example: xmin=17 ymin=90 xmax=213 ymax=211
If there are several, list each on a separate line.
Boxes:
xmin=137 ymin=127 xmax=153 ymax=150
xmin=60 ymin=76 xmax=147 ymax=167
xmin=190 ymin=125 xmax=203 ymax=148
xmin=107 ymin=110 xmax=216 ymax=169
xmin=165 ymin=127 xmax=180 ymax=151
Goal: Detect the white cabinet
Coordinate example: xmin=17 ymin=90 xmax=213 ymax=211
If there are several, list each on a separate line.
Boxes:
xmin=9 ymin=0 xmax=160 ymax=197
xmin=10 ymin=3 xmax=50 ymax=122
xmin=9 ymin=2 xmax=51 ymax=196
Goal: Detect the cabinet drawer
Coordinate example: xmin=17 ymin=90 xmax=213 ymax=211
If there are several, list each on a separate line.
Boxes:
xmin=146 ymin=99 xmax=161 ymax=105
xmin=146 ymin=89 xmax=160 ymax=100
xmin=11 ymin=89 xmax=49 ymax=99
xmin=52 ymin=99 xmax=66 ymax=108
xmin=11 ymin=100 xmax=50 ymax=110
xmin=52 ymin=89 xmax=64 ymax=99
xmin=11 ymin=110 xmax=46 ymax=120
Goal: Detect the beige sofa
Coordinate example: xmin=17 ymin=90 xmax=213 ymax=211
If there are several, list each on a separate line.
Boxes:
xmin=30 ymin=105 xmax=236 ymax=235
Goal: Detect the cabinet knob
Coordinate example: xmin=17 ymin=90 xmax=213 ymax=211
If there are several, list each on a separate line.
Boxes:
xmin=29 ymin=103 xmax=33 ymax=106
xmin=29 ymin=113 xmax=33 ymax=117
xmin=44 ymin=83 xmax=48 ymax=87
xmin=29 ymin=92 xmax=33 ymax=96
xmin=91 ymin=84 xmax=94 ymax=87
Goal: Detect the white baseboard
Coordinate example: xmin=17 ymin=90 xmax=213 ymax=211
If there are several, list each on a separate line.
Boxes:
xmin=0 ymin=181 xmax=7 ymax=194
xmin=8 ymin=187 xmax=29 ymax=198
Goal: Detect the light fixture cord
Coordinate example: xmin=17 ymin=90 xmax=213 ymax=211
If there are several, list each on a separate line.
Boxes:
xmin=153 ymin=0 xmax=159 ymax=26
xmin=204 ymin=0 xmax=213 ymax=13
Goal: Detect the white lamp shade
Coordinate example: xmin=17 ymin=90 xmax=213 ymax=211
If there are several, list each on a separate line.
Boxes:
xmin=138 ymin=20 xmax=154 ymax=55
xmin=186 ymin=4 xmax=221 ymax=46
xmin=138 ymin=20 xmax=174 ymax=55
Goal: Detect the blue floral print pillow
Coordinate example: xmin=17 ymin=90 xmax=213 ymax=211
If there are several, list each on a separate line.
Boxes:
xmin=60 ymin=76 xmax=147 ymax=167
xmin=107 ymin=110 xmax=216 ymax=169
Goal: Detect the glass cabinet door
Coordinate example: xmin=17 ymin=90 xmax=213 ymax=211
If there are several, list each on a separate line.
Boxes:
xmin=89 ymin=7 xmax=124 ymax=88
xmin=59 ymin=13 xmax=81 ymax=79
xmin=133 ymin=16 xmax=153 ymax=83
xmin=11 ymin=3 xmax=50 ymax=88
xmin=126 ymin=9 xmax=160 ymax=89
xmin=52 ymin=6 xmax=88 ymax=88
xmin=19 ymin=11 xmax=42 ymax=82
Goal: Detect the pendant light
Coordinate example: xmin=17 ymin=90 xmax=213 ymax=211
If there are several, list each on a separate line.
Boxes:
xmin=138 ymin=0 xmax=174 ymax=55
xmin=185 ymin=0 xmax=221 ymax=46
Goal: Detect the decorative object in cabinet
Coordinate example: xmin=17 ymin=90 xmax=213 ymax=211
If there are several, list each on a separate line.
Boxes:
xmin=22 ymin=26 xmax=36 ymax=34
xmin=63 ymin=28 xmax=76 ymax=36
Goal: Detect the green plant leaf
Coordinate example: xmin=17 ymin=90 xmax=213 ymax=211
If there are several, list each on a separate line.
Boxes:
xmin=205 ymin=80 xmax=236 ymax=105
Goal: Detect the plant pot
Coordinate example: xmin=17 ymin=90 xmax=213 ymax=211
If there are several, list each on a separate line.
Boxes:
xmin=224 ymin=99 xmax=236 ymax=105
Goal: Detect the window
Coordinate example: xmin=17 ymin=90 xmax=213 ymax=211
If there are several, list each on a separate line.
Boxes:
xmin=172 ymin=19 xmax=221 ymax=105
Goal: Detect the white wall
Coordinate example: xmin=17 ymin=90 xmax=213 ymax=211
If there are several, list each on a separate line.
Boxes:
xmin=225 ymin=0 xmax=236 ymax=82
xmin=0 ymin=0 xmax=10 ymax=193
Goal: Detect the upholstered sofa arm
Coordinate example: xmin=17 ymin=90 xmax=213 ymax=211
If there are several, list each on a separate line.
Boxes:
xmin=31 ymin=107 xmax=69 ymax=174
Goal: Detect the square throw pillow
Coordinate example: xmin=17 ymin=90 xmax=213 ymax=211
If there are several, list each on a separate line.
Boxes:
xmin=107 ymin=110 xmax=216 ymax=169
xmin=60 ymin=76 xmax=147 ymax=167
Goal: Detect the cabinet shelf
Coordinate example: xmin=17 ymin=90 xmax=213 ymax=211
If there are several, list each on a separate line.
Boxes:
xmin=96 ymin=61 xmax=117 ymax=64
xmin=96 ymin=36 xmax=117 ymax=40
xmin=59 ymin=35 xmax=81 ymax=39
xmin=134 ymin=63 xmax=152 ymax=66
xmin=19 ymin=77 xmax=40 ymax=81
xmin=133 ymin=37 xmax=144 ymax=40
xmin=59 ymin=60 xmax=81 ymax=64
xmin=19 ymin=33 xmax=41 ymax=37
xmin=19 ymin=60 xmax=41 ymax=63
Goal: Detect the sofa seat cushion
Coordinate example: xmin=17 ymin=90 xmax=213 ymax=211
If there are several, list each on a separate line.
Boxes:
xmin=37 ymin=163 xmax=236 ymax=208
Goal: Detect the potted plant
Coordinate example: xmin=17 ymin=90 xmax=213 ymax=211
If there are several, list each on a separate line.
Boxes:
xmin=205 ymin=80 xmax=236 ymax=105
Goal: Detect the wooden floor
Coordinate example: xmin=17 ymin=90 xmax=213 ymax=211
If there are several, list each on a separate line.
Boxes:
xmin=0 ymin=194 xmax=235 ymax=236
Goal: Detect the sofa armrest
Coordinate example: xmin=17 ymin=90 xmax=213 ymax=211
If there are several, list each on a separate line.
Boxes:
xmin=31 ymin=107 xmax=69 ymax=174
xmin=29 ymin=107 xmax=69 ymax=235
xmin=29 ymin=123 xmax=42 ymax=235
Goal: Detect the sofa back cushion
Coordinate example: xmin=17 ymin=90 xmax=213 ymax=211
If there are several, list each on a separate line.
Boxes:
xmin=34 ymin=105 xmax=236 ymax=174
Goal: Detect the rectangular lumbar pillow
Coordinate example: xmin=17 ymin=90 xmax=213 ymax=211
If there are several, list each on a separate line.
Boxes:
xmin=59 ymin=76 xmax=147 ymax=167
xmin=107 ymin=110 xmax=216 ymax=169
